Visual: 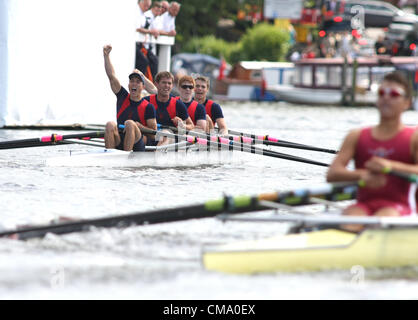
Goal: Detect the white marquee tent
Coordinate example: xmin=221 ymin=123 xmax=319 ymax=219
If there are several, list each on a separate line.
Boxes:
xmin=0 ymin=0 xmax=139 ymax=126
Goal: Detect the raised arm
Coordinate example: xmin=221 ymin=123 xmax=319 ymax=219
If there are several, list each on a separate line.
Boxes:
xmin=137 ymin=70 xmax=157 ymax=94
xmin=103 ymin=45 xmax=121 ymax=95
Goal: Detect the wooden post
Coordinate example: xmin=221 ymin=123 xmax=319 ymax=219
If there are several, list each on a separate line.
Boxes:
xmin=341 ymin=57 xmax=348 ymax=106
xmin=350 ymin=58 xmax=358 ymax=106
xmin=137 ymin=34 xmax=175 ymax=73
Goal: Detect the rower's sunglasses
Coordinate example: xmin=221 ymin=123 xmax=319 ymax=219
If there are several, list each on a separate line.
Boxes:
xmin=378 ymin=87 xmax=405 ymax=99
xmin=181 ymin=85 xmax=194 ymax=90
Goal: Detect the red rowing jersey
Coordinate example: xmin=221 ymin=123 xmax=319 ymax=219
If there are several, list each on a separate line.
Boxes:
xmin=355 ymin=126 xmax=416 ymax=207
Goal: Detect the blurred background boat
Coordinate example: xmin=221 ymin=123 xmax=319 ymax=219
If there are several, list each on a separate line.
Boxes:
xmin=267 ymin=56 xmax=418 ymax=106
xmin=213 ymin=61 xmax=295 ymax=102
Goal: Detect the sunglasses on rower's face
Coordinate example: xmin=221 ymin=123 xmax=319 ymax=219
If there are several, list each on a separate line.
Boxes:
xmin=181 ymin=85 xmax=194 ymax=90
xmin=378 ymin=87 xmax=405 ymax=99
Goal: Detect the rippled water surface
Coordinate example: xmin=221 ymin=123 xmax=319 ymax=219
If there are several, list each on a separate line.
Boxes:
xmin=2 ymin=102 xmax=418 ymax=299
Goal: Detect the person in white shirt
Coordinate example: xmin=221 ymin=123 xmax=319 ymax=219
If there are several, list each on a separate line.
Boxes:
xmin=138 ymin=2 xmax=162 ymax=39
xmin=158 ymin=1 xmax=180 ymax=37
xmin=135 ymin=1 xmax=161 ymax=81
xmin=152 ymin=1 xmax=168 ymax=31
xmin=136 ymin=0 xmax=151 ymax=29
xmin=160 ymin=1 xmax=169 ymax=15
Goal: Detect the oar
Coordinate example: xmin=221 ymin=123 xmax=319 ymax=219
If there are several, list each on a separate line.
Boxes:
xmin=142 ymin=127 xmax=330 ymax=167
xmin=384 ymin=169 xmax=418 ymax=184
xmin=0 ymin=181 xmax=359 ymax=240
xmin=0 ymin=131 xmax=105 ymax=150
xmin=159 ymin=124 xmax=337 ymax=154
xmin=222 ymin=128 xmax=338 ymax=154
xmin=62 ymin=139 xmax=105 ymax=148
xmin=217 ymin=213 xmax=418 ymax=228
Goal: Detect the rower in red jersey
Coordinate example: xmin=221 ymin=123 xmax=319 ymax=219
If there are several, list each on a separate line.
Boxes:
xmin=103 ymin=44 xmax=157 ymax=151
xmin=327 ymin=72 xmax=418 ymax=231
xmin=177 ymin=75 xmax=207 ymax=132
xmin=144 ymin=71 xmax=193 ymax=145
xmin=194 ymin=76 xmax=228 ymax=136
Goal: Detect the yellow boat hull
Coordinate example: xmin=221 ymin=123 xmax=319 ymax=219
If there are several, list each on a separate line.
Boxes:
xmin=202 ymin=228 xmax=418 ymax=273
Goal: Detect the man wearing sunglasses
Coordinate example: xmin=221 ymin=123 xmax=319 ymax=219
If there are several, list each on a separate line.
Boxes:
xmin=327 ymin=72 xmax=418 ymax=231
xmin=194 ymin=76 xmax=228 ymax=136
xmin=176 ymin=76 xmax=207 ymax=132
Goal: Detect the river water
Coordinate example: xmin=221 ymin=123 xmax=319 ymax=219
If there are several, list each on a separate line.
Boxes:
xmin=1 ymin=101 xmax=418 ymax=300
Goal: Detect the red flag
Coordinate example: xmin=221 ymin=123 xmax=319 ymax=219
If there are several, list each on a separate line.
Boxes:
xmin=261 ymin=77 xmax=266 ymax=98
xmin=218 ymin=58 xmax=226 ymax=80
xmin=260 ymin=70 xmax=266 ymax=98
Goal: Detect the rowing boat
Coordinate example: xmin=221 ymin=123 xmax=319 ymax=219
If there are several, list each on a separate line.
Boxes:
xmin=202 ymin=173 xmax=418 ymax=274
xmin=202 ymin=224 xmax=418 ymax=274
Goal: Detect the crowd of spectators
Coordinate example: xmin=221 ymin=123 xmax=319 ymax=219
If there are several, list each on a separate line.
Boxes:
xmin=291 ymin=30 xmax=364 ymax=61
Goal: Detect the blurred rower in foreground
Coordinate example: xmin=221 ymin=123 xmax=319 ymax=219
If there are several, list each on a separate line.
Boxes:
xmin=327 ymin=72 xmax=418 ymax=231
xmin=194 ymin=76 xmax=228 ymax=136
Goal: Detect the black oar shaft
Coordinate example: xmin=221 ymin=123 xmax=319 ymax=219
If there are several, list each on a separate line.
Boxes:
xmin=387 ymin=170 xmax=418 ymax=184
xmin=0 ymin=131 xmax=104 ymax=150
xmin=161 ymin=125 xmax=337 ymax=154
xmin=0 ymin=200 xmax=264 ymax=240
xmin=263 ymin=140 xmax=337 ymax=154
xmin=0 ymin=181 xmax=359 ymax=240
xmin=226 ymin=128 xmax=338 ymax=154
xmin=148 ymin=127 xmax=330 ymax=167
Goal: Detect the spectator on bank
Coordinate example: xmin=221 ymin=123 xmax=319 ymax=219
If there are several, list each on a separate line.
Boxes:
xmin=375 ymin=35 xmax=387 ymax=55
xmin=338 ymin=31 xmax=352 ymax=58
xmin=139 ymin=1 xmax=162 ymax=38
xmin=320 ymin=32 xmax=337 ymax=58
xmin=157 ymin=1 xmax=180 ymax=37
xmin=135 ymin=1 xmax=162 ymax=82
xmin=136 ymin=0 xmax=151 ymax=29
xmin=160 ymin=1 xmax=169 ymax=15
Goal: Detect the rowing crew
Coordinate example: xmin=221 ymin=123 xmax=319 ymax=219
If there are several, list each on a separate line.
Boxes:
xmin=103 ymin=44 xmax=228 ymax=151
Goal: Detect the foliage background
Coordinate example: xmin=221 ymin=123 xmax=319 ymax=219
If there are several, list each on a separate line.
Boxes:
xmin=173 ymin=0 xmax=291 ymax=63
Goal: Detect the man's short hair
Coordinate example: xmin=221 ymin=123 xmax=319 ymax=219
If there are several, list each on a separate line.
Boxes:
xmin=155 ymin=71 xmax=175 ymax=83
xmin=194 ymin=75 xmax=210 ymax=88
xmin=178 ymin=75 xmax=195 ymax=87
xmin=152 ymin=1 xmax=162 ymax=8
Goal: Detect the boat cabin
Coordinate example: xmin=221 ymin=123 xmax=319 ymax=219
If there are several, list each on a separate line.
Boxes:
xmin=214 ymin=61 xmax=294 ymax=101
xmin=267 ymin=56 xmax=417 ymax=106
xmin=294 ymin=56 xmax=417 ymax=99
